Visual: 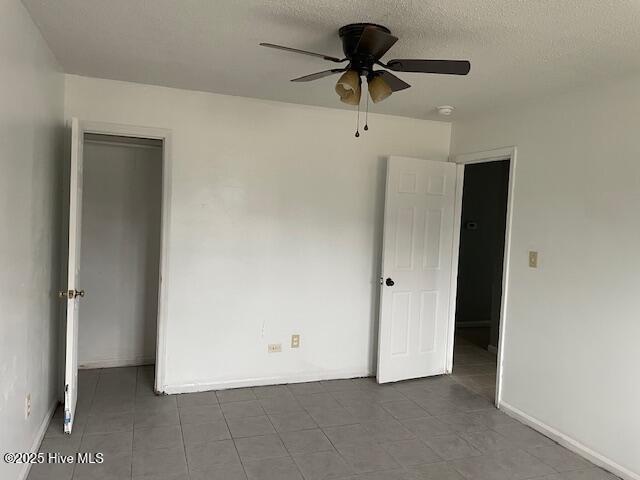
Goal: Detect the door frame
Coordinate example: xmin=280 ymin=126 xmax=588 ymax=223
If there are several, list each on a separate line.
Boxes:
xmin=445 ymin=146 xmax=517 ymax=407
xmin=81 ymin=121 xmax=173 ymax=394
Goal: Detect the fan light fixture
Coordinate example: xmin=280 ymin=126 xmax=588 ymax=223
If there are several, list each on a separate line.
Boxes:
xmin=367 ymin=74 xmax=393 ymax=103
xmin=335 ymin=70 xmax=361 ymax=105
xmin=260 ymin=23 xmax=471 ymax=137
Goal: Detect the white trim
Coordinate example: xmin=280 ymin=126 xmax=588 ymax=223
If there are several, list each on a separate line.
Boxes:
xmin=19 ymin=401 xmax=58 ymax=480
xmin=161 ymin=368 xmax=373 ymax=394
xmin=83 ymin=138 xmax=162 ymax=149
xmin=58 ymin=120 xmax=73 ymax=403
xmin=79 ymin=356 xmax=155 ymax=369
xmin=447 ymin=146 xmax=517 ymax=407
xmin=80 ymin=121 xmax=172 ymax=395
xmin=454 ymin=146 xmax=516 ymax=165
xmin=500 ymin=401 xmax=639 ymax=480
xmin=445 ymin=164 xmax=464 ymax=374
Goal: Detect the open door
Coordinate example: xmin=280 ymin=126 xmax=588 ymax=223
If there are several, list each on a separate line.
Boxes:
xmin=60 ymin=118 xmax=84 ymax=433
xmin=377 ymin=156 xmax=457 ymax=383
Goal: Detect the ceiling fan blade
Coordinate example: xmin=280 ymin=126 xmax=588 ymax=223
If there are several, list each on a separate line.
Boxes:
xmin=260 ymin=43 xmax=345 ymax=63
xmin=374 ymin=71 xmax=411 ymax=92
xmin=355 ymin=26 xmax=398 ymax=59
xmin=385 ymin=59 xmax=471 ymax=75
xmin=291 ymin=69 xmax=346 ymax=82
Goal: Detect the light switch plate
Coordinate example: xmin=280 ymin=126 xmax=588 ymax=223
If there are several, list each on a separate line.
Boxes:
xmin=268 ymin=343 xmax=282 ymax=353
xmin=291 ymin=335 xmax=300 ymax=348
xmin=529 ymin=251 xmax=538 ymax=268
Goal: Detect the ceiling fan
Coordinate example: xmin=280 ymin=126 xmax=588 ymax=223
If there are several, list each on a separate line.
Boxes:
xmin=260 ymin=23 xmax=470 ymax=135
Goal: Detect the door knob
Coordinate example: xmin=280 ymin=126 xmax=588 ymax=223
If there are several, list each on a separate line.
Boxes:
xmin=385 ymin=278 xmax=395 ymax=286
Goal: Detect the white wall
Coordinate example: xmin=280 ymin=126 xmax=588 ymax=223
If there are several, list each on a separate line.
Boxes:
xmin=64 ymin=74 xmax=451 ymax=391
xmin=79 ymin=139 xmax=162 ymax=368
xmin=451 ymin=76 xmax=640 ymax=478
xmin=0 ymin=1 xmax=64 ymax=479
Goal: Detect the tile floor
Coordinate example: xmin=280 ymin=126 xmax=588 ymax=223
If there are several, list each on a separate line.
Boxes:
xmin=450 ymin=335 xmax=499 ymax=404
xmin=30 ymin=365 xmax=618 ymax=480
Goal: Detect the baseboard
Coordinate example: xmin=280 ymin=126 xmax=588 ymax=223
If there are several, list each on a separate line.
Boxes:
xmin=487 ymin=344 xmax=498 ymax=354
xmin=160 ymin=368 xmax=373 ymax=394
xmin=19 ymin=400 xmax=58 ymax=480
xmin=79 ymin=356 xmax=155 ymax=369
xmin=499 ymin=401 xmax=638 ymax=480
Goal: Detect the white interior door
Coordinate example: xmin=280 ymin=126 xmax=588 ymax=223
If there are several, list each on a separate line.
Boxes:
xmin=377 ymin=156 xmax=457 ymax=384
xmin=62 ymin=118 xmax=84 ymax=433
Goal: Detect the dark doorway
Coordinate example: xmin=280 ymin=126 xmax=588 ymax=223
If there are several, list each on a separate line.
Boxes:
xmin=455 ymin=160 xmax=510 ymax=351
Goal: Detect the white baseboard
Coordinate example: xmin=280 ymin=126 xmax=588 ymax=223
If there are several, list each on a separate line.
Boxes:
xmin=79 ymin=356 xmax=155 ymax=369
xmin=19 ymin=401 xmax=58 ymax=480
xmin=160 ymin=368 xmax=373 ymax=394
xmin=499 ymin=401 xmax=638 ymax=480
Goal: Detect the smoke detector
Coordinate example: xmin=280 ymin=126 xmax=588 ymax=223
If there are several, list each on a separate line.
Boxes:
xmin=437 ymin=105 xmax=455 ymax=116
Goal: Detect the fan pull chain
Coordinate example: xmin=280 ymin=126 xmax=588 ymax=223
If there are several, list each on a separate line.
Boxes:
xmin=364 ymin=92 xmax=369 ymax=131
xmin=355 ymin=96 xmax=360 ymax=138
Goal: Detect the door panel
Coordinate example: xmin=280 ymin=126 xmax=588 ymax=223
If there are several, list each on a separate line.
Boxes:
xmin=63 ymin=118 xmax=84 ymax=433
xmin=390 ymin=291 xmax=411 ymax=356
xmin=418 ymin=290 xmax=438 ymax=353
xmin=377 ymin=156 xmax=456 ymax=383
xmin=395 ymin=207 xmax=415 ymax=269
xmin=423 ymin=209 xmax=443 ymax=269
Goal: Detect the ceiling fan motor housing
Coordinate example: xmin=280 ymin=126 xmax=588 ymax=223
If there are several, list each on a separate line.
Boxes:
xmin=260 ymin=24 xmax=470 ymax=97
xmin=339 ymin=23 xmax=392 ymax=76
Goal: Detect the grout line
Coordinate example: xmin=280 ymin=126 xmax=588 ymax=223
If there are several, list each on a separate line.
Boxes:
xmin=260 ymin=404 xmax=299 ymax=471
xmin=176 ymin=391 xmax=192 ymax=479
xmin=217 ymin=395 xmax=251 ymax=478
xmin=72 ymin=369 xmax=100 ymax=480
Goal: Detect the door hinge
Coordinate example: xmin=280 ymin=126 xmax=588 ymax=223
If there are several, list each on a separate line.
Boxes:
xmin=58 ymin=289 xmax=85 ymax=299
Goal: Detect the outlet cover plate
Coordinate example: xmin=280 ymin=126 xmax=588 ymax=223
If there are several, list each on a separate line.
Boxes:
xmin=268 ymin=343 xmax=282 ymax=353
xmin=291 ymin=335 xmax=300 ymax=348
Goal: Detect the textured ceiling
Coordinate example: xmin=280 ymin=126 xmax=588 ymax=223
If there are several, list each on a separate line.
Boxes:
xmin=22 ymin=0 xmax=640 ymax=120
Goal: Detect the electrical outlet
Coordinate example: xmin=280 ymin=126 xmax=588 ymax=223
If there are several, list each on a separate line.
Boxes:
xmin=268 ymin=343 xmax=282 ymax=353
xmin=529 ymin=251 xmax=538 ymax=268
xmin=25 ymin=394 xmax=31 ymax=418
xmin=291 ymin=335 xmax=300 ymax=348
